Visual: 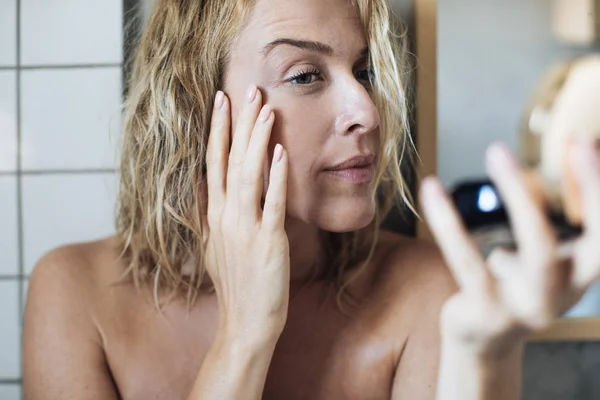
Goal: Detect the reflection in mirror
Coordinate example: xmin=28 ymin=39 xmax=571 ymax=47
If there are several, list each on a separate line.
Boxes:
xmin=439 ymin=1 xmax=600 ymax=319
xmin=523 ymin=56 xmax=600 ymax=318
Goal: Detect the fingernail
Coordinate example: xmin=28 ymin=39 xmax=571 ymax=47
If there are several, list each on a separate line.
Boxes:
xmin=259 ymin=105 xmax=272 ymax=122
xmin=486 ymin=142 xmax=516 ymax=171
xmin=214 ymin=91 xmax=224 ymax=109
xmin=247 ymin=85 xmax=258 ymax=102
xmin=274 ymin=144 xmax=284 ymax=163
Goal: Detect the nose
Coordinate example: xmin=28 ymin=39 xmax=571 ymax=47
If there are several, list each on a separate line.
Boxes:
xmin=334 ymin=80 xmax=380 ymax=136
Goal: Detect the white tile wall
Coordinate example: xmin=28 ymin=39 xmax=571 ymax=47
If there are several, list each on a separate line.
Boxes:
xmin=0 ymin=281 xmax=20 ymax=379
xmin=0 ymin=70 xmax=18 ymax=172
xmin=0 ymin=0 xmax=125 ymax=388
xmin=22 ymin=173 xmax=118 ymax=274
xmin=0 ymin=0 xmax=17 ymax=66
xmin=0 ymin=385 xmax=21 ymax=400
xmin=20 ymin=68 xmax=122 ymax=171
xmin=20 ymin=0 xmax=123 ymax=66
xmin=0 ymin=177 xmax=18 ymax=276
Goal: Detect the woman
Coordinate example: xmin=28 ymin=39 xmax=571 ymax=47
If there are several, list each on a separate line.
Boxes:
xmin=522 ymin=55 xmax=600 ymax=227
xmin=22 ymin=0 xmax=600 ymax=399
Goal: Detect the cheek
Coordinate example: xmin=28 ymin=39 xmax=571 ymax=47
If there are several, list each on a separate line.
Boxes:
xmin=268 ymin=94 xmax=330 ymax=150
xmin=270 ymin=108 xmax=327 ymax=177
xmin=262 ymin=89 xmax=333 ymax=193
xmin=271 ymin=117 xmax=315 ymax=181
xmin=266 ymin=105 xmax=327 ymax=214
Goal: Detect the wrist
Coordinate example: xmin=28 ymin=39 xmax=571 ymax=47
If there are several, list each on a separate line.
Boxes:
xmin=441 ymin=332 xmax=526 ymax=365
xmin=440 ymin=319 xmax=530 ymax=360
xmin=210 ymin=328 xmax=279 ymax=376
xmin=438 ymin=337 xmax=524 ymax=400
xmin=218 ymin=321 xmax=282 ymax=352
xmin=218 ymin=305 xmax=287 ymax=345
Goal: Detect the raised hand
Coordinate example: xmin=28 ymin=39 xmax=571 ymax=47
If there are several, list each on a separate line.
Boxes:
xmin=204 ymin=86 xmax=290 ymax=342
xmin=421 ymin=139 xmax=600 ymax=354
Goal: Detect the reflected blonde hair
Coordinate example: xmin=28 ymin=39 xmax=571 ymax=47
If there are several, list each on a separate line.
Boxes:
xmin=520 ymin=55 xmax=600 ymax=167
xmin=520 ymin=60 xmax=574 ymax=167
xmin=117 ymin=0 xmax=417 ymax=310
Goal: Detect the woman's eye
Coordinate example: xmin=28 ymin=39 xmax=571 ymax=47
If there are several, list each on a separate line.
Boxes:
xmin=356 ymin=69 xmax=374 ymax=83
xmin=290 ymin=71 xmax=321 ymax=85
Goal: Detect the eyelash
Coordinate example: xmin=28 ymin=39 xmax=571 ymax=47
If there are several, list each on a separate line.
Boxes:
xmin=287 ymin=68 xmax=375 ymax=86
xmin=288 ymin=68 xmax=323 ymax=85
xmin=357 ymin=69 xmax=375 ymax=83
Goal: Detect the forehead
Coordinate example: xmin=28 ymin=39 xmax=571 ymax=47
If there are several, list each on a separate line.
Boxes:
xmin=241 ymin=0 xmax=367 ymax=50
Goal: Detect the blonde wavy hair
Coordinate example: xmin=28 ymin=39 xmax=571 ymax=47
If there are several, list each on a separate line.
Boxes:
xmin=520 ymin=60 xmax=575 ymax=168
xmin=117 ymin=0 xmax=417 ymax=310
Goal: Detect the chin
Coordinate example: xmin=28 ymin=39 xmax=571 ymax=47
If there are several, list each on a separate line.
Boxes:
xmin=312 ymin=198 xmax=377 ymax=233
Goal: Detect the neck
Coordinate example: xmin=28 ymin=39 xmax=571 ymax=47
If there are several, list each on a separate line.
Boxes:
xmin=284 ymin=217 xmax=327 ymax=283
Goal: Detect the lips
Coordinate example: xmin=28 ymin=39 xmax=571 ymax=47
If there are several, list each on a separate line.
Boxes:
xmin=324 ymin=154 xmax=375 ymax=171
xmin=323 ymin=154 xmax=376 ymax=184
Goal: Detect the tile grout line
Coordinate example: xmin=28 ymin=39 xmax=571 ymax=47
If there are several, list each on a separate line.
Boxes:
xmin=0 ymin=276 xmax=26 ymax=281
xmin=0 ymin=169 xmax=118 ymax=177
xmin=0 ymin=63 xmax=122 ymax=71
xmin=0 ymin=379 xmax=22 ymax=385
xmin=16 ymin=0 xmax=24 ymax=388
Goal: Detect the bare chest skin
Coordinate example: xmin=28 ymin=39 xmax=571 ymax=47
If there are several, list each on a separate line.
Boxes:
xmin=97 ymin=276 xmax=403 ymax=400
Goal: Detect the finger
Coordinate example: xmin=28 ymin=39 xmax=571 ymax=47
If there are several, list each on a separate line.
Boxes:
xmin=206 ymin=91 xmax=230 ymax=219
xmin=571 ymin=138 xmax=600 ymax=289
xmin=239 ymin=105 xmax=275 ymax=220
xmin=487 ymin=247 xmax=519 ymax=281
xmin=420 ymin=176 xmax=490 ymax=292
xmin=262 ymin=144 xmax=288 ymax=232
xmin=485 ymin=143 xmax=557 ymax=269
xmin=226 ymin=86 xmax=262 ymax=206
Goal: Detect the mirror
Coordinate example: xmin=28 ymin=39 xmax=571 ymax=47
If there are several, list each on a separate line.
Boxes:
xmin=438 ymin=1 xmax=600 ymax=318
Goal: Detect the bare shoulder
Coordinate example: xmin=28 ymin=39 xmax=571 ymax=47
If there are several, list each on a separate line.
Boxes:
xmin=23 ymin=237 xmax=122 ymax=399
xmin=29 ymin=238 xmax=110 ymax=290
xmin=360 ymin=229 xmax=459 ymax=344
xmin=371 ymin=230 xmax=458 ymax=309
xmin=26 ymin=236 xmax=123 ymax=312
xmin=368 ymin=231 xmax=459 ymax=398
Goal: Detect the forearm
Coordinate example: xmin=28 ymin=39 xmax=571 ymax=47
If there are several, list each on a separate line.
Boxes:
xmin=187 ymin=330 xmax=278 ymax=400
xmin=436 ymin=339 xmax=525 ymax=400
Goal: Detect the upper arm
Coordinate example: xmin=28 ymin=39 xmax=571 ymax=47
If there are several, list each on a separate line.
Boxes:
xmin=387 ymin=244 xmax=458 ymax=400
xmin=22 ymin=247 xmax=119 ymax=400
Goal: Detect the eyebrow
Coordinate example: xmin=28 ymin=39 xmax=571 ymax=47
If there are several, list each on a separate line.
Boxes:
xmin=261 ymin=38 xmax=370 ymax=59
xmin=262 ymin=38 xmax=334 ymax=57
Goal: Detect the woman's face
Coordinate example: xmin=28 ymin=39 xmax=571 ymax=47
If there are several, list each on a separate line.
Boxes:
xmin=223 ymin=0 xmax=380 ymax=233
xmin=538 ymin=58 xmax=600 ymax=224
xmin=538 ymin=59 xmax=600 ymax=179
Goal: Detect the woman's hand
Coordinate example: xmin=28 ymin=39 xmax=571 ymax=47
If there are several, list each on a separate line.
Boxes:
xmin=421 ymin=139 xmax=600 ymax=356
xmin=204 ymin=86 xmax=290 ymax=343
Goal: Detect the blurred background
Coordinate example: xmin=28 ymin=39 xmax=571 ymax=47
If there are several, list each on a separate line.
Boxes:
xmin=0 ymin=0 xmax=599 ymax=399
xmin=438 ymin=0 xmax=600 ymax=186
xmin=438 ymin=0 xmax=600 ymax=321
